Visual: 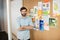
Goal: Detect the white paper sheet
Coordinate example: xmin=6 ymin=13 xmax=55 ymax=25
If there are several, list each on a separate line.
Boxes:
xmin=38 ymin=2 xmax=43 ymax=10
xmin=42 ymin=2 xmax=50 ymax=15
xmin=42 ymin=15 xmax=50 ymax=30
xmin=53 ymin=0 xmax=60 ymax=15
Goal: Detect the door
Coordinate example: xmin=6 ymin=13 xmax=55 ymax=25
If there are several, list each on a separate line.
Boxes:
xmin=0 ymin=0 xmax=4 ymax=31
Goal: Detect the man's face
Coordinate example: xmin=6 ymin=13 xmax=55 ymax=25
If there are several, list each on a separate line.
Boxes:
xmin=21 ymin=9 xmax=27 ymax=17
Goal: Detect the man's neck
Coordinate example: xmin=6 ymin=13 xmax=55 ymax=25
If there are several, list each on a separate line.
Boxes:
xmin=22 ymin=16 xmax=27 ymax=18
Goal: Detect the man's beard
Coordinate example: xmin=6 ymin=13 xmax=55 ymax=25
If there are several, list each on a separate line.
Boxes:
xmin=21 ymin=14 xmax=26 ymax=17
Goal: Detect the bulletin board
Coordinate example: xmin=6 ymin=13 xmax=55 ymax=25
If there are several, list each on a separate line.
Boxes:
xmin=23 ymin=0 xmax=60 ymax=40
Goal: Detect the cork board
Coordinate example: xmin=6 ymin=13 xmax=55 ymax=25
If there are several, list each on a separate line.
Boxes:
xmin=23 ymin=0 xmax=60 ymax=40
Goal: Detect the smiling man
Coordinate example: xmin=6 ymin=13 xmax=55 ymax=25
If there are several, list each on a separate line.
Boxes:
xmin=17 ymin=7 xmax=34 ymax=40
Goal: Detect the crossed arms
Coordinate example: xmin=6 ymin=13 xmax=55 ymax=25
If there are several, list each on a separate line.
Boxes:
xmin=17 ymin=26 xmax=33 ymax=31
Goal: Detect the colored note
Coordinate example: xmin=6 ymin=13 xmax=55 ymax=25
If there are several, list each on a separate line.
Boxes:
xmin=43 ymin=11 xmax=49 ymax=15
xmin=44 ymin=0 xmax=49 ymax=3
xmin=39 ymin=19 xmax=44 ymax=31
xmin=49 ymin=18 xmax=57 ymax=28
xmin=42 ymin=15 xmax=50 ymax=30
xmin=43 ymin=2 xmax=50 ymax=15
xmin=33 ymin=6 xmax=38 ymax=14
xmin=53 ymin=0 xmax=60 ymax=16
xmin=35 ymin=19 xmax=39 ymax=29
xmin=38 ymin=2 xmax=43 ymax=16
xmin=38 ymin=2 xmax=42 ymax=10
xmin=38 ymin=10 xmax=42 ymax=16
xmin=54 ymin=3 xmax=58 ymax=11
xmin=30 ymin=9 xmax=34 ymax=17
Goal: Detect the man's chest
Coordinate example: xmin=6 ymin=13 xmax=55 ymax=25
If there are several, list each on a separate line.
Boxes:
xmin=20 ymin=19 xmax=29 ymax=26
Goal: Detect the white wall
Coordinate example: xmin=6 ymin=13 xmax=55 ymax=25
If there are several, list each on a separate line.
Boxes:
xmin=11 ymin=0 xmax=22 ymax=35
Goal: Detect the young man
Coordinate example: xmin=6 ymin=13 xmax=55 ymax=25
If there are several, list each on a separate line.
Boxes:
xmin=17 ymin=7 xmax=34 ymax=40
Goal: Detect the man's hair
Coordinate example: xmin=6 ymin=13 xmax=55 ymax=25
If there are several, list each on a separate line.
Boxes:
xmin=20 ymin=7 xmax=27 ymax=11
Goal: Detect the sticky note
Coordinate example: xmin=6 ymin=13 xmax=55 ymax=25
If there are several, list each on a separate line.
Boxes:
xmin=43 ymin=11 xmax=49 ymax=15
xmin=38 ymin=10 xmax=42 ymax=16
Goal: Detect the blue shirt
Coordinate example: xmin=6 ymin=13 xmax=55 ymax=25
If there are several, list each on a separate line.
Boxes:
xmin=16 ymin=16 xmax=33 ymax=40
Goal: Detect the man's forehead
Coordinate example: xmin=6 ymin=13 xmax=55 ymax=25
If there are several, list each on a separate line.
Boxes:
xmin=21 ymin=9 xmax=27 ymax=11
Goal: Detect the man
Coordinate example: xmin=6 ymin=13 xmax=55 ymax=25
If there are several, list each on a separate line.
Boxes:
xmin=17 ymin=7 xmax=34 ymax=40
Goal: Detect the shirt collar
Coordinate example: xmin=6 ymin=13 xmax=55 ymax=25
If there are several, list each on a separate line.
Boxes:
xmin=20 ymin=15 xmax=28 ymax=19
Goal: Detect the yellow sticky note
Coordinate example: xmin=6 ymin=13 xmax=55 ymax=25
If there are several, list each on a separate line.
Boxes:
xmin=35 ymin=16 xmax=39 ymax=19
xmin=57 ymin=14 xmax=60 ymax=16
xmin=38 ymin=10 xmax=42 ymax=16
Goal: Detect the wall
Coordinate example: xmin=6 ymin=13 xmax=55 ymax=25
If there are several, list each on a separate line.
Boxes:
xmin=23 ymin=0 xmax=60 ymax=40
xmin=11 ymin=0 xmax=22 ymax=35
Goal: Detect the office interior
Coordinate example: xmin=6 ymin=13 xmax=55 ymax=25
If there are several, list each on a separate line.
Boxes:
xmin=0 ymin=0 xmax=60 ymax=40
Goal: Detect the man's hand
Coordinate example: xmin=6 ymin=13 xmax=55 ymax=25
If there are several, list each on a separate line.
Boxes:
xmin=18 ymin=26 xmax=33 ymax=31
xmin=18 ymin=27 xmax=26 ymax=31
xmin=23 ymin=26 xmax=33 ymax=30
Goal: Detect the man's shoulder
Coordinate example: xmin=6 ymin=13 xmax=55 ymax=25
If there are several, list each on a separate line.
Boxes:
xmin=17 ymin=16 xmax=22 ymax=18
xmin=17 ymin=16 xmax=22 ymax=20
xmin=27 ymin=16 xmax=32 ymax=20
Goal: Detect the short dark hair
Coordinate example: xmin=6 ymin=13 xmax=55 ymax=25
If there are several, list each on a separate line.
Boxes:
xmin=20 ymin=7 xmax=27 ymax=11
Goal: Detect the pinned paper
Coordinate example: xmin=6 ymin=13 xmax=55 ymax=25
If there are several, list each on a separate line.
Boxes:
xmin=33 ymin=6 xmax=38 ymax=14
xmin=44 ymin=0 xmax=50 ymax=3
xmin=43 ymin=2 xmax=50 ymax=15
xmin=49 ymin=18 xmax=57 ymax=28
xmin=39 ymin=19 xmax=44 ymax=31
xmin=42 ymin=15 xmax=50 ymax=30
xmin=53 ymin=0 xmax=58 ymax=11
xmin=34 ymin=19 xmax=39 ymax=29
xmin=43 ymin=11 xmax=49 ymax=15
xmin=30 ymin=9 xmax=34 ymax=18
xmin=44 ymin=23 xmax=49 ymax=30
xmin=38 ymin=2 xmax=43 ymax=16
xmin=38 ymin=2 xmax=43 ymax=10
xmin=54 ymin=3 xmax=58 ymax=11
xmin=38 ymin=10 xmax=42 ymax=16
xmin=53 ymin=0 xmax=60 ymax=16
